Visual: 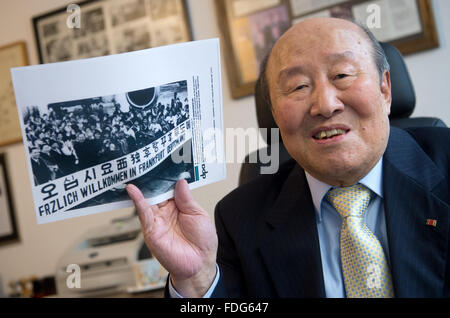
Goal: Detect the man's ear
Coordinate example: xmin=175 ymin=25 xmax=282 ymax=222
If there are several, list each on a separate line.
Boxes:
xmin=381 ymin=70 xmax=392 ymax=115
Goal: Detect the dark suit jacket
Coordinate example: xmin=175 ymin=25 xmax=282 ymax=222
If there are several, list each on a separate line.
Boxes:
xmin=209 ymin=127 xmax=450 ymax=298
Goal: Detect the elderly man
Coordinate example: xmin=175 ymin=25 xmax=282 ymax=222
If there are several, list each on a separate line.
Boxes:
xmin=126 ymin=18 xmax=450 ymax=298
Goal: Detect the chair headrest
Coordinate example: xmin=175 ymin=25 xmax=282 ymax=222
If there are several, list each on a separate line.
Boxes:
xmin=254 ymin=41 xmax=416 ymax=143
xmin=380 ymin=42 xmax=416 ymax=119
xmin=254 ymin=74 xmax=278 ymax=144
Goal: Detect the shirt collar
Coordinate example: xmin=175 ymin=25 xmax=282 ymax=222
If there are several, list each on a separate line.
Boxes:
xmin=305 ymin=157 xmax=384 ymax=222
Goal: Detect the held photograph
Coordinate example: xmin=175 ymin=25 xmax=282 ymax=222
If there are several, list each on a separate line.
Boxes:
xmin=11 ymin=37 xmax=223 ymax=225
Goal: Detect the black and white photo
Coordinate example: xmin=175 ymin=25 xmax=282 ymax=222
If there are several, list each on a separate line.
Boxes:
xmin=11 ymin=38 xmax=224 ymax=224
xmin=115 ymin=26 xmax=152 ymax=54
xmin=72 ymin=7 xmax=106 ymax=38
xmin=149 ymin=0 xmax=179 ymax=20
xmin=110 ymin=0 xmax=147 ymax=27
xmin=33 ymin=0 xmax=192 ymax=64
xmin=22 ymin=80 xmax=191 ymax=187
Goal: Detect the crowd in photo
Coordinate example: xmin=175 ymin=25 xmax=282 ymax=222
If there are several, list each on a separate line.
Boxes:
xmin=24 ymin=91 xmax=189 ymax=186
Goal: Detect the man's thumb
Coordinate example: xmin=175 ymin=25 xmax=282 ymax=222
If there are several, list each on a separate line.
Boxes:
xmin=174 ymin=179 xmax=203 ymax=213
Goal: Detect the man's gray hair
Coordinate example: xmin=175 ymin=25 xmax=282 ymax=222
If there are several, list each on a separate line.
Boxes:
xmin=256 ymin=19 xmax=390 ymax=110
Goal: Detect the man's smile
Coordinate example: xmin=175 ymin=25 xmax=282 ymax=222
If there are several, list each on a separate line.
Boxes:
xmin=311 ymin=125 xmax=351 ymax=143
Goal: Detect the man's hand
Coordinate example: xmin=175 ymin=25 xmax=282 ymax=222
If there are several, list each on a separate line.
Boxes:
xmin=126 ymin=179 xmax=218 ymax=297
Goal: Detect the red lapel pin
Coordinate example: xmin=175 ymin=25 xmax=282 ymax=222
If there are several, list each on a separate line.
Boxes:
xmin=426 ymin=219 xmax=437 ymax=227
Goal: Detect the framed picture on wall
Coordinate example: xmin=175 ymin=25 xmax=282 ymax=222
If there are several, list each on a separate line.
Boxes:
xmin=0 ymin=41 xmax=28 ymax=147
xmin=216 ymin=0 xmax=439 ymax=99
xmin=33 ymin=0 xmax=192 ymax=64
xmin=0 ymin=153 xmax=19 ymax=245
xmin=215 ymin=0 xmax=292 ymax=99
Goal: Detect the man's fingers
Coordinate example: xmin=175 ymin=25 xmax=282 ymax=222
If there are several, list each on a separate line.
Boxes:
xmin=174 ymin=179 xmax=204 ymax=214
xmin=126 ymin=183 xmax=154 ymax=232
xmin=126 ymin=183 xmax=144 ymax=202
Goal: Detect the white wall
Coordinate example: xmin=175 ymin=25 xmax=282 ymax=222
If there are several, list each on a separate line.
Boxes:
xmin=0 ymin=0 xmax=448 ymax=296
xmin=405 ymin=0 xmax=450 ymax=125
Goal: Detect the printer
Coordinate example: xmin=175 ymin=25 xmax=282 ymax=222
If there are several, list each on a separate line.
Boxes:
xmin=55 ymin=214 xmax=158 ymax=297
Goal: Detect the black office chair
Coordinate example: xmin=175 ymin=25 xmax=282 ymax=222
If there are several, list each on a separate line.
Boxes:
xmin=238 ymin=42 xmax=447 ymax=185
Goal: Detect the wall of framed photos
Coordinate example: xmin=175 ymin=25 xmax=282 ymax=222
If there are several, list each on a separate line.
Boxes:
xmin=33 ymin=0 xmax=192 ymax=64
xmin=0 ymin=0 xmax=449 ymax=296
xmin=216 ymin=0 xmax=439 ymax=99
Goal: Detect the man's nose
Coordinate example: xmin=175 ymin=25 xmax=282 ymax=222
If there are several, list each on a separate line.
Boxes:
xmin=309 ymin=81 xmax=344 ymax=118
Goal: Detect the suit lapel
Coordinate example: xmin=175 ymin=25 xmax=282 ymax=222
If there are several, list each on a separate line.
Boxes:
xmin=258 ymin=164 xmax=325 ymax=297
xmin=383 ymin=127 xmax=449 ymax=297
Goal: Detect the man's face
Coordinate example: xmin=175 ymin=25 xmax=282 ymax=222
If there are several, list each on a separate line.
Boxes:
xmin=267 ymin=18 xmax=391 ymax=186
xmin=31 ymin=149 xmax=40 ymax=160
xmin=42 ymin=145 xmax=52 ymax=154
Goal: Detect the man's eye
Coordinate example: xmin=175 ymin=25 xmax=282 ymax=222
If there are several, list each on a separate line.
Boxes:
xmin=335 ymin=74 xmax=349 ymax=79
xmin=295 ymin=84 xmax=307 ymax=90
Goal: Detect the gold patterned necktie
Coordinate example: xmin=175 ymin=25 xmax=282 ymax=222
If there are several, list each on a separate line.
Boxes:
xmin=326 ymin=184 xmax=394 ymax=298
